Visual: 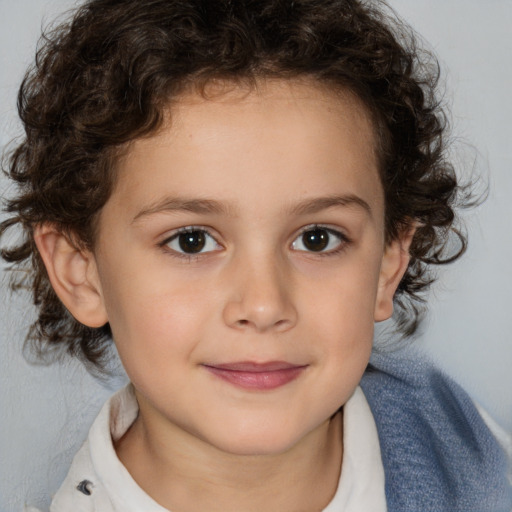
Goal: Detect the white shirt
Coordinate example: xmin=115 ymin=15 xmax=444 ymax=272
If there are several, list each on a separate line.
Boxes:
xmin=47 ymin=385 xmax=387 ymax=512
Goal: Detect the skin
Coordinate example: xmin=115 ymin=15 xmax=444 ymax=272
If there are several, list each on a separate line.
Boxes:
xmin=35 ymin=79 xmax=412 ymax=511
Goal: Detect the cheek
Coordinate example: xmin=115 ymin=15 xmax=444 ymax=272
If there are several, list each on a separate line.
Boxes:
xmin=99 ymin=266 xmax=217 ymax=373
xmin=300 ymin=252 xmax=382 ymax=333
xmin=298 ymin=251 xmax=381 ymax=377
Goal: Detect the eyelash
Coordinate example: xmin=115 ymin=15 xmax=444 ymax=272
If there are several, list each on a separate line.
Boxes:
xmin=158 ymin=226 xmax=221 ymax=261
xmin=292 ymin=224 xmax=351 ymax=257
xmin=158 ymin=224 xmax=351 ymax=260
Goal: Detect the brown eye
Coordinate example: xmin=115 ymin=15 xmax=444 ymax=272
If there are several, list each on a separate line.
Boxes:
xmin=165 ymin=229 xmax=220 ymax=255
xmin=291 ymin=226 xmax=345 ymax=253
xmin=302 ymin=229 xmax=329 ymax=251
xmin=178 ymin=231 xmax=206 ymax=253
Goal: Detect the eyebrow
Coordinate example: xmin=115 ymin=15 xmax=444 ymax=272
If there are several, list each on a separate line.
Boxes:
xmin=289 ymin=194 xmax=372 ymax=217
xmin=132 ymin=197 xmax=234 ymax=223
xmin=132 ymin=193 xmax=372 ymax=224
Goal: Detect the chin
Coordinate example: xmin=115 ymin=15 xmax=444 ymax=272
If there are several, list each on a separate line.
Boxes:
xmin=206 ymin=424 xmax=311 ymax=457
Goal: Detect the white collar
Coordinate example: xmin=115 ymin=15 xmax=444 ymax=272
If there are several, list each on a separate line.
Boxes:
xmin=324 ymin=386 xmax=386 ymax=512
xmin=51 ymin=385 xmax=386 ymax=511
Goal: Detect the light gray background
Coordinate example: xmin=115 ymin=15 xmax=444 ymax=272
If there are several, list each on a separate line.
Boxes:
xmin=1 ymin=1 xmax=511 ymax=510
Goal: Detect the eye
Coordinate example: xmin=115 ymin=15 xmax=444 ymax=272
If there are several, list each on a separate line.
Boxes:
xmin=291 ymin=226 xmax=346 ymax=253
xmin=164 ymin=228 xmax=220 ymax=255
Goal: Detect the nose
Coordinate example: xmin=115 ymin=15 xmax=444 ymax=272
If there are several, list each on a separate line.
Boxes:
xmin=222 ymin=252 xmax=298 ymax=333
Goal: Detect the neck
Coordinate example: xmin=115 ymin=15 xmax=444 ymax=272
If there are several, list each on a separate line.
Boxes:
xmin=116 ymin=404 xmax=343 ymax=512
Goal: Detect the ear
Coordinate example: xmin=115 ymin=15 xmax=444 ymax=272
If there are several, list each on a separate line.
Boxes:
xmin=34 ymin=224 xmax=108 ymax=328
xmin=374 ymin=227 xmax=416 ymax=322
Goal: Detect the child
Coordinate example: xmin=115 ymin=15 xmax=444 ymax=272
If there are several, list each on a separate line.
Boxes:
xmin=1 ymin=0 xmax=510 ymax=510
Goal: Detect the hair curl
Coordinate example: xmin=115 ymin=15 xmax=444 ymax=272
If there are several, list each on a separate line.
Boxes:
xmin=1 ymin=0 xmax=468 ymax=371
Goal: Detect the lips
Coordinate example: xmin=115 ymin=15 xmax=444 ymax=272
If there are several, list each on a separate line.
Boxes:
xmin=202 ymin=361 xmax=307 ymax=390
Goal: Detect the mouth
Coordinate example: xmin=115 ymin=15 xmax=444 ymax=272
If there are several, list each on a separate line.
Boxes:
xmin=202 ymin=361 xmax=308 ymax=390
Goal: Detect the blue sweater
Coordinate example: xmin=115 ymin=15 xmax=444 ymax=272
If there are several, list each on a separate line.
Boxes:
xmin=360 ymin=353 xmax=512 ymax=512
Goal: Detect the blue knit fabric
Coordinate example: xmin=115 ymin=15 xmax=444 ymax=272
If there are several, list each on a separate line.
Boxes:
xmin=360 ymin=352 xmax=512 ymax=512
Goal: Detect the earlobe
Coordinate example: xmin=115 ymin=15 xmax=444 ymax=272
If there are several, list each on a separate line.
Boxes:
xmin=34 ymin=224 xmax=108 ymax=328
xmin=374 ymin=228 xmax=415 ymax=322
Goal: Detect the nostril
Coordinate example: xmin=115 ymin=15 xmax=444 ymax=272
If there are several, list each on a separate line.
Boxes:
xmin=234 ymin=317 xmax=291 ymax=331
xmin=223 ymin=294 xmax=297 ymax=332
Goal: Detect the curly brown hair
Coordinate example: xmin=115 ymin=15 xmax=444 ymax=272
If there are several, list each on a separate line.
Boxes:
xmin=1 ymin=0 xmax=468 ymax=371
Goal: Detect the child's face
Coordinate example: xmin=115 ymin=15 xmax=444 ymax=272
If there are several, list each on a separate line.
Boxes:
xmin=86 ymin=80 xmax=406 ymax=455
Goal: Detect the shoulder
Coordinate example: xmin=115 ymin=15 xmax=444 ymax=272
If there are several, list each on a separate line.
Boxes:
xmin=360 ymin=351 xmax=512 ymax=512
xmin=21 ymin=438 xmax=107 ymax=512
xmin=48 ymin=384 xmax=141 ymax=512
xmin=47 ymin=387 xmax=131 ymax=512
xmin=49 ymin=438 xmax=114 ymax=512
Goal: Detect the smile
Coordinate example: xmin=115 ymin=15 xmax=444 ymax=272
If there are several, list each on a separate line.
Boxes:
xmin=202 ymin=361 xmax=308 ymax=390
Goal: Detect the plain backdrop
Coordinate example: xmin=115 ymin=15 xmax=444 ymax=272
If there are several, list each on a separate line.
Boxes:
xmin=1 ymin=1 xmax=511 ymax=510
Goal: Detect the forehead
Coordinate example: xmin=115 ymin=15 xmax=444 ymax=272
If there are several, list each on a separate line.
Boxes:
xmin=168 ymin=78 xmax=379 ymax=166
xmin=109 ymin=79 xmax=383 ymax=221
